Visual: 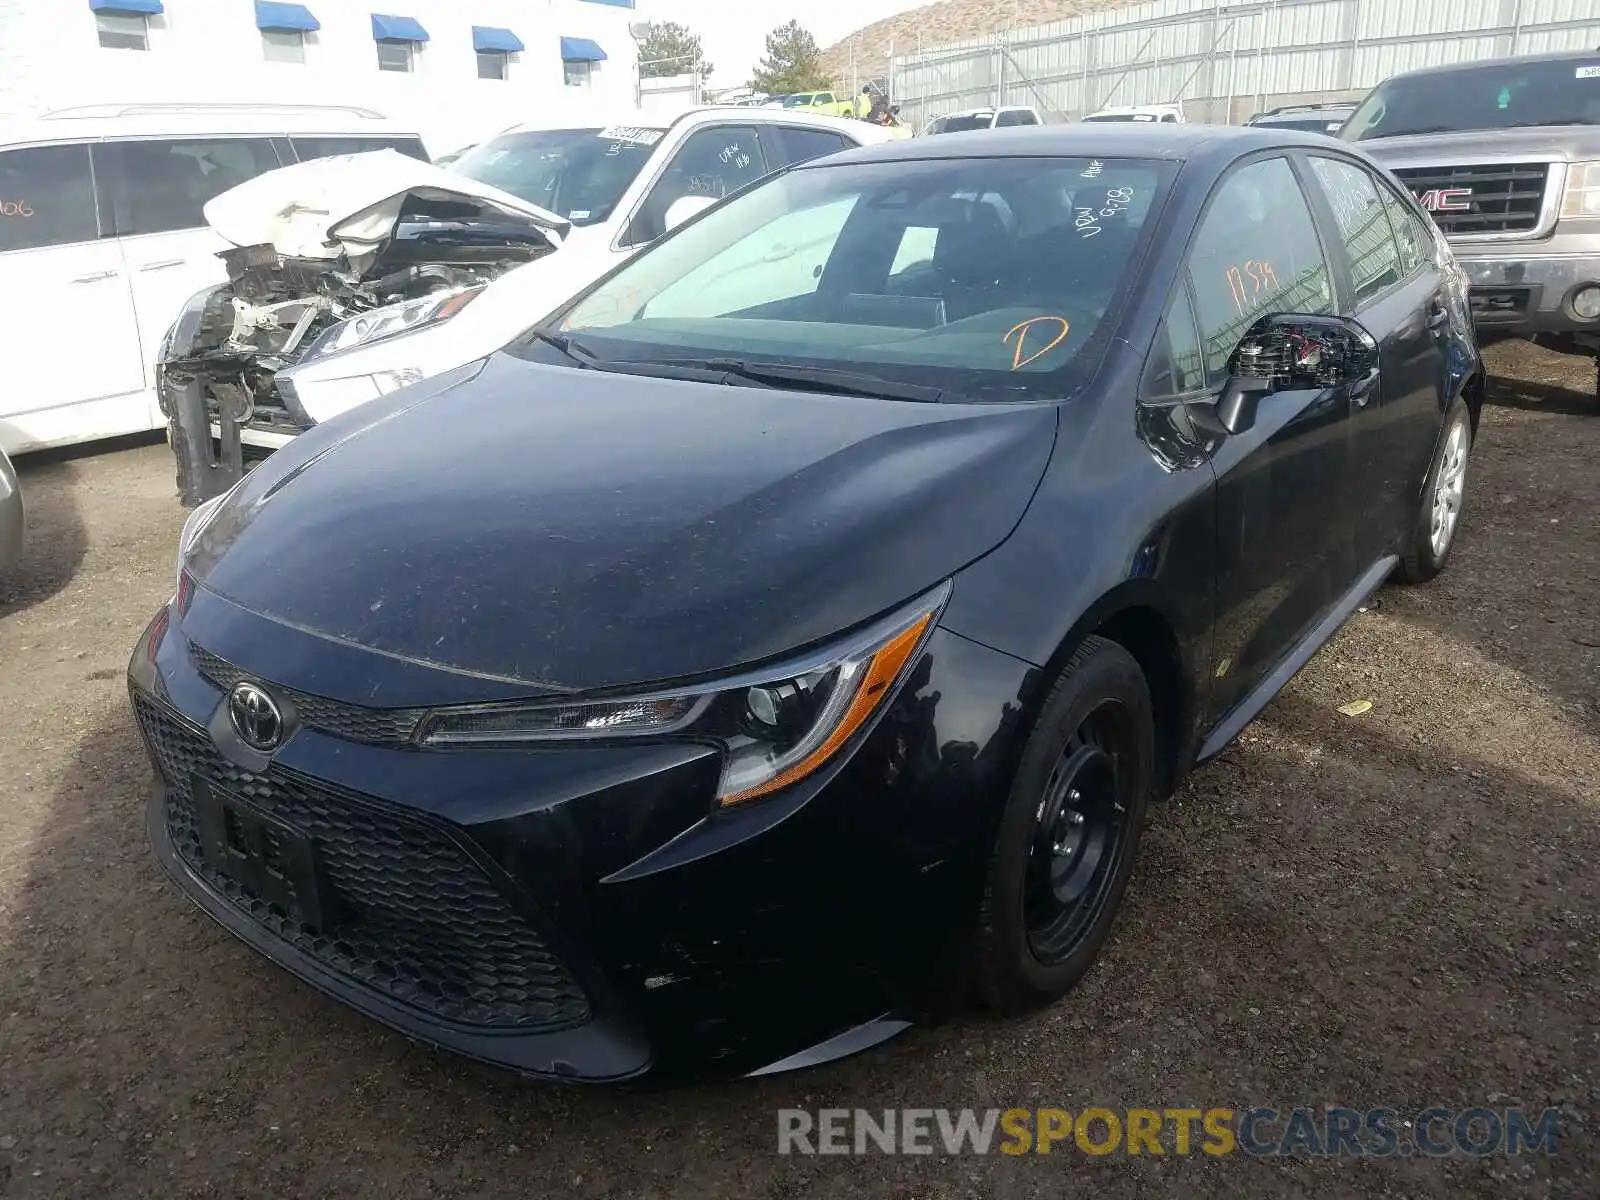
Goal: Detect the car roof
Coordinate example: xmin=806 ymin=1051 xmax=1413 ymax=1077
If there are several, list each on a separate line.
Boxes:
xmin=1385 ymin=47 xmax=1600 ymax=81
xmin=497 ymin=106 xmax=869 ymax=138
xmin=1258 ymin=102 xmax=1356 ymax=116
xmin=0 ymin=103 xmax=420 ymax=147
xmin=815 ymin=122 xmax=1345 ymax=167
xmin=1250 ymin=108 xmax=1354 ymax=124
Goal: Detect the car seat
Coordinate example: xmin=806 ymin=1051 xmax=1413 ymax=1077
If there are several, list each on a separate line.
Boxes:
xmin=931 ymin=201 xmax=1011 ymax=320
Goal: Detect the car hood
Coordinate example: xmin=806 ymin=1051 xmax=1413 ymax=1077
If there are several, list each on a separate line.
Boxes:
xmin=1354 ymin=125 xmax=1595 ymax=167
xmin=186 ymin=354 xmax=1056 ymax=692
xmin=203 ymin=149 xmax=569 ymax=271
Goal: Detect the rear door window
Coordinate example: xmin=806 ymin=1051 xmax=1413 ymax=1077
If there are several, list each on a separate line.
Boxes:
xmin=0 ymin=144 xmax=100 ymax=252
xmin=1307 ymin=155 xmax=1404 ymax=303
xmin=290 ymin=136 xmax=428 ymax=162
xmin=995 ymin=109 xmax=1038 ymax=127
xmin=96 ymin=137 xmax=283 ymax=236
xmin=771 ymin=125 xmax=851 ymax=167
xmin=1377 ymin=185 xmax=1432 ymax=275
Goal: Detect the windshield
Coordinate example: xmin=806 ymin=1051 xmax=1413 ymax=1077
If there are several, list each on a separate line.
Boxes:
xmin=1343 ymin=57 xmax=1600 ymax=140
xmin=932 ymin=114 xmax=994 ymax=133
xmin=451 ymin=126 xmax=665 ymax=225
xmin=781 ymin=94 xmax=814 ymax=107
xmin=523 ymin=155 xmax=1172 ymax=403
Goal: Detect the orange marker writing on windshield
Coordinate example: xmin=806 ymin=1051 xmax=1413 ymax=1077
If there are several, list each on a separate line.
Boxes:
xmin=1004 ymin=316 xmax=1071 ymax=370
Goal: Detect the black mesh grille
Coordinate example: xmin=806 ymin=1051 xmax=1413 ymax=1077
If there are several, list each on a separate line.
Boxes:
xmin=135 ymin=691 xmax=591 ymax=1031
xmin=191 ymin=644 xmax=424 ymax=747
xmin=1392 ymin=162 xmax=1549 ymax=235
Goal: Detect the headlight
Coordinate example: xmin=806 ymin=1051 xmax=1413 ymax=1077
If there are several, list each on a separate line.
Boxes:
xmin=302 ymin=287 xmax=482 ymax=362
xmin=416 ymin=583 xmax=949 ymax=806
xmin=1561 ymin=161 xmax=1600 ymax=219
xmin=175 ymin=480 xmax=244 ymax=591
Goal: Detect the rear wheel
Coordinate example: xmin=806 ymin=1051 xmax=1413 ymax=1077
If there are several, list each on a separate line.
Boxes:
xmin=972 ymin=636 xmax=1154 ymax=1016
xmin=1395 ymin=398 xmax=1472 ymax=584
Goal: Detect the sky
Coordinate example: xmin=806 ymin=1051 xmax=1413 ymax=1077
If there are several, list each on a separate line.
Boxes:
xmin=636 ymin=0 xmax=927 ymax=87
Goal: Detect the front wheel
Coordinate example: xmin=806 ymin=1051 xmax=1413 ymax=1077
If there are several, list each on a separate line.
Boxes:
xmin=971 ymin=636 xmax=1154 ymax=1016
xmin=1395 ymin=398 xmax=1472 ymax=584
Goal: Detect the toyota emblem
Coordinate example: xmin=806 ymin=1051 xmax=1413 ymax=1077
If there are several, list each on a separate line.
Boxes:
xmin=228 ymin=681 xmax=284 ymax=752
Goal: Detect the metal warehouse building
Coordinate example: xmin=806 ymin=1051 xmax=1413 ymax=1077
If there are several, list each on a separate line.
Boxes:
xmin=0 ymin=0 xmax=643 ymax=152
xmin=889 ymin=0 xmax=1600 ymax=129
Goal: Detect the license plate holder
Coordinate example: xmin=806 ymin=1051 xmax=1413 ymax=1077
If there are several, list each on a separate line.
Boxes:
xmin=191 ymin=776 xmax=326 ymax=932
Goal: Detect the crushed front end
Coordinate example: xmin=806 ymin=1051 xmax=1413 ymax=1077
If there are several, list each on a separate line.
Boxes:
xmin=161 ymin=193 xmax=561 ymax=506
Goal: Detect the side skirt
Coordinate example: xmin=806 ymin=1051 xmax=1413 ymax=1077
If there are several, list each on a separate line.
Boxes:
xmin=1196 ymin=554 xmax=1398 ymax=763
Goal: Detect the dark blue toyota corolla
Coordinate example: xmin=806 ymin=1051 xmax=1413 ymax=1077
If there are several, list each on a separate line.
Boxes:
xmin=130 ymin=126 xmax=1482 ymax=1081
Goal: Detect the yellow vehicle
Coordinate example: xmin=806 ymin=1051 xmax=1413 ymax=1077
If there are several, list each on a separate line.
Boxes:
xmin=772 ymin=91 xmax=855 ymax=118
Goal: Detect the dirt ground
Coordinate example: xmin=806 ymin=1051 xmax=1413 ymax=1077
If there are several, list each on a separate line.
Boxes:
xmin=0 ymin=338 xmax=1595 ymax=1199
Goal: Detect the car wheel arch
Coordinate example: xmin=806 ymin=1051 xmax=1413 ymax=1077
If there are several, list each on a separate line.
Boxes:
xmin=1015 ymin=586 xmax=1199 ymax=805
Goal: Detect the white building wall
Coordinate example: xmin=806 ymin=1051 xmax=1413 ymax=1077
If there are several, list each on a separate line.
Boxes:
xmin=0 ymin=0 xmax=643 ymax=154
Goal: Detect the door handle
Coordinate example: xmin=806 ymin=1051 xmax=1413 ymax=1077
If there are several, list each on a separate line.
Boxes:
xmin=138 ymin=258 xmax=185 ymax=272
xmin=1426 ymin=302 xmax=1449 ymax=331
xmin=1349 ymin=365 xmax=1380 ymax=408
xmin=71 ymin=270 xmax=118 ymax=284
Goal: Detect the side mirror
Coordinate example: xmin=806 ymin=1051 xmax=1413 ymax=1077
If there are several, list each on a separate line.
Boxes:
xmin=1210 ymin=312 xmax=1378 ymax=434
xmin=663 ymin=195 xmax=716 ymax=233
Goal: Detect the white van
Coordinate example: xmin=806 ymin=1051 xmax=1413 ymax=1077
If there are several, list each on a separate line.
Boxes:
xmin=0 ymin=103 xmax=427 ymax=455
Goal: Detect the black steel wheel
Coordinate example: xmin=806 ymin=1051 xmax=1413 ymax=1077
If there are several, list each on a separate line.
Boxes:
xmin=972 ymin=635 xmax=1154 ymax=1015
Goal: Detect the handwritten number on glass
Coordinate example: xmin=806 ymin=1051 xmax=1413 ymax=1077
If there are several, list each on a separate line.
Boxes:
xmin=1077 ymin=185 xmax=1136 ymax=238
xmin=0 ymin=200 xmax=34 ymax=217
xmin=1226 ymin=260 xmax=1280 ymax=317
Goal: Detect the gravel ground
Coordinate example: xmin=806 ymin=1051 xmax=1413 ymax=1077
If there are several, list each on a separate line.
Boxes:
xmin=0 ymin=339 xmax=1595 ymax=1199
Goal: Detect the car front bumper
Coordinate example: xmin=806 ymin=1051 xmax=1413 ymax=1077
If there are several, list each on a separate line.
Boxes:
xmin=127 ymin=591 xmax=1033 ymax=1081
xmin=1454 ymin=245 xmax=1600 ymax=342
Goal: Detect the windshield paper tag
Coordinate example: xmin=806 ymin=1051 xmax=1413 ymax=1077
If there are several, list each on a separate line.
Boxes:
xmin=598 ymin=126 xmax=662 ymax=145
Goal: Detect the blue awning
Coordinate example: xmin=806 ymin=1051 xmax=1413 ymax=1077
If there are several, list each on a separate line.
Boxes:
xmin=256 ymin=1 xmax=319 ymax=32
xmin=88 ymin=0 xmax=164 ymax=13
xmin=472 ymin=25 xmax=524 ymax=54
xmin=370 ymin=13 xmax=428 ymax=42
xmin=559 ymin=36 xmax=607 ymax=62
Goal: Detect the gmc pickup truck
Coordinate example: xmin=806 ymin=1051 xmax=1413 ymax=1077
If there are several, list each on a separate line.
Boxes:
xmin=1344 ymin=49 xmax=1600 ymax=402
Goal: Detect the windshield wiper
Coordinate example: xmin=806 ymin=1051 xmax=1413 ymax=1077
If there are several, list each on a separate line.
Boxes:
xmin=1504 ymin=119 xmax=1596 ymax=129
xmin=527 ymin=329 xmax=603 ymax=368
xmin=675 ymin=358 xmax=952 ymax=403
xmin=526 ymin=332 xmax=740 ymax=385
xmin=526 ymin=338 xmax=955 ymax=400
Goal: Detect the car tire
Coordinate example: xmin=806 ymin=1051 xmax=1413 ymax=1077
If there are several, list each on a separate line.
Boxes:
xmin=971 ymin=635 xmax=1154 ymax=1017
xmin=1394 ymin=398 xmax=1472 ymax=585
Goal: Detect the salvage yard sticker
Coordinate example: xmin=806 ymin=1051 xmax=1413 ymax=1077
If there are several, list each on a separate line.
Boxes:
xmin=1577 ymin=65 xmax=1600 ymax=78
xmin=598 ymin=126 xmax=663 ymax=145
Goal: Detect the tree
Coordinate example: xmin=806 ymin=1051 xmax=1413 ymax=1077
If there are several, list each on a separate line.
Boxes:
xmin=636 ymin=21 xmax=711 ymax=80
xmin=749 ymin=20 xmax=830 ymax=95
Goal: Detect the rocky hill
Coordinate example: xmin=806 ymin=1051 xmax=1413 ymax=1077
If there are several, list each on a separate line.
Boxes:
xmin=822 ymin=0 xmax=1141 ymax=95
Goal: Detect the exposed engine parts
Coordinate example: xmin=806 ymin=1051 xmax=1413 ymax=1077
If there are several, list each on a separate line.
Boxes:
xmin=161 ymin=186 xmax=559 ymax=505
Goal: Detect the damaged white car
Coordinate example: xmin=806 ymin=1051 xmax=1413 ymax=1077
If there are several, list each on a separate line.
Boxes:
xmin=158 ymin=148 xmax=568 ymax=503
xmin=161 ymin=110 xmax=892 ymax=505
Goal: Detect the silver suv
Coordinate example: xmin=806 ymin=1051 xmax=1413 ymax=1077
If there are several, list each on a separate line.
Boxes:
xmin=1344 ymin=49 xmax=1600 ymax=397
